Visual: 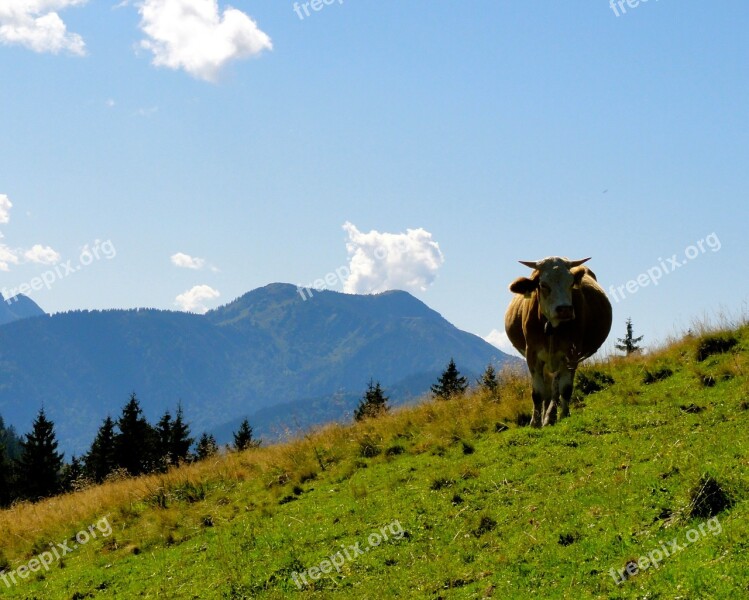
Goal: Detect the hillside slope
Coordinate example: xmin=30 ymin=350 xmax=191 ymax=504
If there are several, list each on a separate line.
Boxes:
xmin=0 ymin=284 xmax=512 ymax=453
xmin=0 ymin=324 xmax=746 ymax=599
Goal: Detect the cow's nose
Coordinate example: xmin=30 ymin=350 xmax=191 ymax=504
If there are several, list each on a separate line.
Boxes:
xmin=556 ymin=305 xmax=574 ymax=320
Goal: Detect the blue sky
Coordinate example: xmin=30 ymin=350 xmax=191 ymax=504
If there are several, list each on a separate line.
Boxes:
xmin=0 ymin=0 xmax=747 ymax=355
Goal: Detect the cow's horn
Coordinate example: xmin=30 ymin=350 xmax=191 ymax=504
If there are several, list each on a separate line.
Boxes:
xmin=519 ymin=260 xmax=539 ymax=269
xmin=568 ymin=257 xmax=591 ymax=267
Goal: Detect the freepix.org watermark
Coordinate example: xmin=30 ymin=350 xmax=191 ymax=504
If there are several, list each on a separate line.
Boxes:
xmin=293 ymin=0 xmax=343 ymax=21
xmin=608 ymin=233 xmax=720 ymax=303
xmin=609 ymin=516 xmax=722 ymax=585
xmin=2 ymin=239 xmax=116 ymax=303
xmin=609 ymin=0 xmax=659 ymax=18
xmin=1 ymin=517 xmax=112 ymax=588
xmin=291 ymin=519 xmax=405 ymax=589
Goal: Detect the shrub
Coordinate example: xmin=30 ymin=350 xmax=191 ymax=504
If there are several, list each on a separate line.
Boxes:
xmin=643 ymin=367 xmax=674 ymax=384
xmin=576 ymin=370 xmax=615 ymax=395
xmin=696 ymin=334 xmax=738 ymax=362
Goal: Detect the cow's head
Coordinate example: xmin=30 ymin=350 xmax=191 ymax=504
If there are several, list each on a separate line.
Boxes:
xmin=509 ymin=257 xmax=590 ymax=327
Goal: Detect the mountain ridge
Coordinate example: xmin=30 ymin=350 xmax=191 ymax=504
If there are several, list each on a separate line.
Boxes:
xmin=0 ymin=284 xmax=513 ymax=453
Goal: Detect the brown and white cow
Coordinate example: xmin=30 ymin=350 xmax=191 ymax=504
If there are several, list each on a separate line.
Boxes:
xmin=504 ymin=257 xmax=612 ymax=427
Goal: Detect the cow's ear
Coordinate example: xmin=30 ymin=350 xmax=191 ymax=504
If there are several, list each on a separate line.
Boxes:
xmin=509 ymin=277 xmax=537 ymax=296
xmin=571 ymin=266 xmax=587 ymax=287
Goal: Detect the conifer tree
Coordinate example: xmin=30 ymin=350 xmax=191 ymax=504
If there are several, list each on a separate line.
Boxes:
xmin=155 ymin=405 xmax=193 ymax=468
xmin=431 ymin=358 xmax=469 ymax=400
xmin=16 ymin=408 xmax=64 ymax=500
xmin=0 ymin=442 xmax=12 ymax=507
xmin=232 ymin=419 xmax=260 ymax=451
xmin=62 ymin=455 xmax=86 ymax=492
xmin=354 ymin=380 xmax=390 ymax=421
xmin=156 ymin=410 xmax=173 ymax=469
xmin=115 ymin=393 xmax=157 ymax=475
xmin=615 ymin=318 xmax=644 ymax=355
xmin=195 ymin=432 xmax=219 ymax=461
xmin=169 ymin=404 xmax=193 ymax=465
xmin=85 ymin=416 xmax=118 ymax=482
xmin=478 ymin=364 xmax=500 ymax=399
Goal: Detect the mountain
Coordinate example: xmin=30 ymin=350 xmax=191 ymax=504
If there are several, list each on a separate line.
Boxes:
xmin=0 ymin=293 xmax=46 ymax=326
xmin=0 ymin=283 xmax=514 ymax=453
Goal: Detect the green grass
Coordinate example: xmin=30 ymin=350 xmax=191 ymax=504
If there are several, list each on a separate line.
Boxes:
xmin=1 ymin=325 xmax=748 ymax=599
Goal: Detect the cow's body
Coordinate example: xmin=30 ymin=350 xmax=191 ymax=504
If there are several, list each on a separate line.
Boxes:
xmin=504 ymin=257 xmax=612 ymax=427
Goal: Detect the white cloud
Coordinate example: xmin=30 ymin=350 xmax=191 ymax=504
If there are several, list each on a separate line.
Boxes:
xmin=341 ymin=222 xmax=445 ymax=295
xmin=171 ymin=251 xmax=206 ymax=270
xmin=174 ymin=284 xmax=220 ymax=313
xmin=0 ymin=194 xmax=61 ymax=271
xmin=0 ymin=194 xmax=11 ymax=224
xmin=24 ymin=244 xmax=61 ymax=265
xmin=0 ymin=0 xmax=88 ymax=55
xmin=135 ymin=105 xmax=158 ymax=117
xmin=137 ymin=0 xmax=272 ymax=82
xmin=484 ymin=328 xmax=522 ymax=357
xmin=0 ymin=245 xmax=19 ymax=272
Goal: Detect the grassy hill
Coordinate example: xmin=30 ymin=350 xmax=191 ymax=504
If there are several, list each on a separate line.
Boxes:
xmin=1 ymin=323 xmax=747 ymax=599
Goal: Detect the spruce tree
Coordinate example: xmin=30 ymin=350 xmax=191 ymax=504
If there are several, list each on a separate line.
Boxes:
xmin=478 ymin=364 xmax=500 ymax=399
xmin=431 ymin=358 xmax=469 ymax=400
xmin=85 ymin=416 xmax=118 ymax=482
xmin=354 ymin=380 xmax=390 ymax=421
xmin=0 ymin=442 xmax=12 ymax=507
xmin=232 ymin=419 xmax=260 ymax=451
xmin=156 ymin=410 xmax=173 ymax=470
xmin=169 ymin=404 xmax=193 ymax=465
xmin=615 ymin=318 xmax=644 ymax=355
xmin=115 ymin=393 xmax=157 ymax=475
xmin=195 ymin=433 xmax=219 ymax=461
xmin=16 ymin=408 xmax=64 ymax=500
xmin=62 ymin=456 xmax=86 ymax=492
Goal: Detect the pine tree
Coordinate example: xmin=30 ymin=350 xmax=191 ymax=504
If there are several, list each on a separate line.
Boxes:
xmin=0 ymin=414 xmax=22 ymax=460
xmin=431 ymin=358 xmax=469 ymax=400
xmin=354 ymin=380 xmax=390 ymax=421
xmin=156 ymin=410 xmax=173 ymax=470
xmin=232 ymin=419 xmax=260 ymax=451
xmin=615 ymin=318 xmax=644 ymax=355
xmin=169 ymin=404 xmax=193 ymax=465
xmin=62 ymin=455 xmax=86 ymax=492
xmin=0 ymin=442 xmax=12 ymax=507
xmin=16 ymin=408 xmax=64 ymax=500
xmin=156 ymin=405 xmax=193 ymax=468
xmin=195 ymin=432 xmax=219 ymax=461
xmin=478 ymin=364 xmax=500 ymax=399
xmin=85 ymin=416 xmax=118 ymax=482
xmin=115 ymin=393 xmax=157 ymax=475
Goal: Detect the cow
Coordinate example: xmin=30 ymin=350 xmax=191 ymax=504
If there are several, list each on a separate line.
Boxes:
xmin=504 ymin=257 xmax=612 ymax=427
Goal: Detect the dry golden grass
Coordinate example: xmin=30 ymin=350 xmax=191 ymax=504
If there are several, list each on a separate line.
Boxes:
xmin=0 ymin=365 xmax=530 ymax=563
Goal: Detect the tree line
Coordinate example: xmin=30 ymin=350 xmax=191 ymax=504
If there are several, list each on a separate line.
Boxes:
xmin=0 ymin=393 xmax=259 ymax=507
xmin=1 ymin=359 xmax=499 ymax=508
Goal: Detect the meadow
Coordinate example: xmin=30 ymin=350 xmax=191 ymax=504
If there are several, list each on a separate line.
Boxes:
xmin=1 ymin=323 xmax=747 ymax=599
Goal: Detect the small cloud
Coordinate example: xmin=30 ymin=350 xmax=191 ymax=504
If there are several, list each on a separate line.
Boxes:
xmin=0 ymin=245 xmax=19 ymax=272
xmin=174 ymin=284 xmax=220 ymax=314
xmin=106 ymin=98 xmax=115 ymax=108
xmin=342 ymin=222 xmax=445 ymax=295
xmin=135 ymin=106 xmax=158 ymax=117
xmin=0 ymin=0 xmax=88 ymax=56
xmin=137 ymin=0 xmax=272 ymax=82
xmin=0 ymin=194 xmax=11 ymax=224
xmin=171 ymin=252 xmax=206 ymax=270
xmin=484 ymin=329 xmax=522 ymax=357
xmin=24 ymin=244 xmax=61 ymax=265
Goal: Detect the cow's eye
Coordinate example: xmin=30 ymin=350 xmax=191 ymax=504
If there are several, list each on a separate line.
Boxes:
xmin=540 ymin=283 xmax=550 ymax=294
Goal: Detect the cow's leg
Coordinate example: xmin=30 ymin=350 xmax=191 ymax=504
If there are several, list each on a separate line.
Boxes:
xmin=559 ymin=368 xmax=575 ymax=419
xmin=529 ymin=362 xmax=545 ymax=428
xmin=543 ymin=373 xmax=559 ymax=426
